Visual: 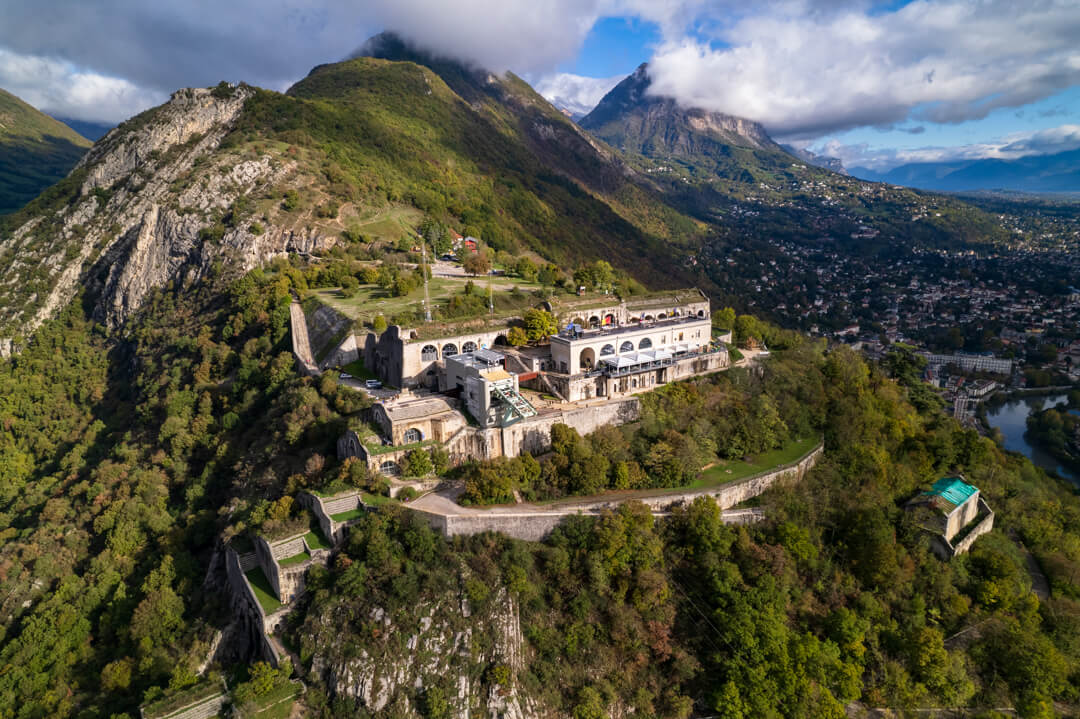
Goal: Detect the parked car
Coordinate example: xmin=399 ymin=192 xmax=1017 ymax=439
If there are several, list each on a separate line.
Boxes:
xmin=339 ymin=372 xmax=352 ymax=379
xmin=365 ymin=379 xmax=382 ymax=389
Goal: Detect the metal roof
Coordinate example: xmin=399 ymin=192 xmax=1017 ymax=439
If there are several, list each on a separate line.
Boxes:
xmin=924 ymin=477 xmax=978 ymax=511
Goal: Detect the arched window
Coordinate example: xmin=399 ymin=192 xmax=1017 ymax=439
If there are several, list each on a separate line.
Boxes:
xmin=620 ymin=341 xmax=634 ymax=353
xmin=638 ymin=338 xmax=653 ymax=350
xmin=603 ymin=313 xmax=615 ymax=326
xmin=379 ymin=460 xmax=400 ymax=476
xmin=588 ymin=315 xmax=600 ymax=328
xmin=403 ymin=428 xmax=422 ymax=444
xmin=600 ymin=344 xmax=615 ymax=356
xmin=572 ymin=317 xmax=585 ymax=329
xmin=462 ymin=341 xmax=477 ymax=354
xmin=493 ymin=335 xmax=508 ymax=346
xmin=421 ymin=345 xmax=438 ymax=361
xmin=658 ymin=313 xmax=667 ymax=319
xmin=644 ymin=314 xmax=654 ymax=321
xmin=579 ymin=347 xmax=596 ymax=370
xmin=442 ymin=343 xmax=458 ymax=357
xmin=697 ymin=309 xmax=705 ymax=317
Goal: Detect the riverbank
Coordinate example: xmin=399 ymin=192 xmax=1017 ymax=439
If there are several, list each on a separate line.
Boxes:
xmin=983 ymin=392 xmax=1079 ymax=485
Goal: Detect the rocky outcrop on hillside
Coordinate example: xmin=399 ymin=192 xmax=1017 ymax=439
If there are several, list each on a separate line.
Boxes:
xmin=580 ymin=63 xmax=779 ymax=153
xmin=309 ymin=587 xmax=542 ymax=718
xmin=0 ymin=85 xmax=337 ymax=353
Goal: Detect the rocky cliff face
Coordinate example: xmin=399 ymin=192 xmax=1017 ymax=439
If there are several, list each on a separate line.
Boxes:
xmin=0 ymin=85 xmax=338 ymax=354
xmin=309 ymin=588 xmax=543 ymax=718
xmin=580 ymin=63 xmax=779 ymax=154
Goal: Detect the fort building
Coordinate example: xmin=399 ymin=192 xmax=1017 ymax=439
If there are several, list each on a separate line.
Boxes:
xmin=343 ymin=288 xmax=730 ymax=470
xmin=905 ymin=476 xmax=995 ymax=558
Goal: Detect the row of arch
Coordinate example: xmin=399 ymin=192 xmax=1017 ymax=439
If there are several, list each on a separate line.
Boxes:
xmin=420 ymin=336 xmax=508 ymax=362
xmin=580 ymin=337 xmax=656 ymax=369
xmin=570 ymin=309 xmax=706 ymax=328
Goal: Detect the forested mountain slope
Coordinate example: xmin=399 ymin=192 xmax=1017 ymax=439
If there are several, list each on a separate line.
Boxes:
xmin=0 ymin=88 xmax=91 ymax=214
xmin=0 ymin=50 xmax=710 ymax=355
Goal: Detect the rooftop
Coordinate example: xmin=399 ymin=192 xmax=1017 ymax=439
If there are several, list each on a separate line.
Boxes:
xmin=551 ymin=314 xmax=710 ymax=344
xmin=382 ymin=395 xmax=457 ymax=422
xmin=917 ymin=477 xmax=978 ymax=514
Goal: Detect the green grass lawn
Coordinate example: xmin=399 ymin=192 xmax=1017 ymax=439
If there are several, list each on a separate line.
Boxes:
xmin=244 ymin=567 xmax=282 ymax=613
xmin=304 ymin=528 xmax=331 ymax=550
xmin=312 ymin=274 xmax=546 ymax=326
xmin=277 ymin=551 xmax=311 ymax=567
xmin=141 ymin=680 xmax=222 ymax=719
xmin=361 ymin=492 xmax=396 ymax=507
xmin=692 ymin=437 xmax=818 ymax=489
xmin=331 ymin=508 xmax=365 ymax=522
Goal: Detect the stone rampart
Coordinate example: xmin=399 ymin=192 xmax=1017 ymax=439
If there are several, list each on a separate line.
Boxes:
xmin=143 ymin=690 xmax=226 ymax=719
xmin=268 ymin=533 xmax=307 ymax=560
xmin=289 ymin=302 xmax=319 ymax=377
xmin=502 ymin=398 xmax=640 ymax=457
xmin=948 ymin=498 xmax=995 ymax=557
xmin=409 ymin=442 xmax=823 ymax=542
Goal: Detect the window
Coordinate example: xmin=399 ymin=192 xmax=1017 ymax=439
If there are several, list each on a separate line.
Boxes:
xmin=639 ymin=338 xmax=652 ymax=350
xmin=379 ymin=460 xmax=400 ymax=476
xmin=620 ymin=341 xmax=634 ymax=353
xmin=442 ymin=343 xmax=458 ymax=357
xmin=600 ymin=344 xmax=615 ymax=356
xmin=421 ymin=345 xmax=438 ymax=361
xmin=403 ymin=428 xmax=422 ymax=444
xmin=589 ymin=316 xmax=600 ymax=328
xmin=697 ymin=309 xmax=705 ymax=317
xmin=462 ymin=341 xmax=477 ymax=353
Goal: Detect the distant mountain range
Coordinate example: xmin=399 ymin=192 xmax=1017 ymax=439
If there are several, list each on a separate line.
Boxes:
xmin=0 ymin=88 xmax=91 ymax=213
xmin=850 ymin=148 xmax=1080 ymax=192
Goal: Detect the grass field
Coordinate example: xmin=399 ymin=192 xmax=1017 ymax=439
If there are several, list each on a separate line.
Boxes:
xmin=244 ymin=567 xmax=282 ymax=614
xmin=692 ymin=437 xmax=818 ymax=489
xmin=304 ymin=529 xmax=331 ymax=550
xmin=331 ymin=508 xmax=365 ymax=522
xmin=340 ymin=358 xmax=377 ymax=380
xmin=277 ymin=550 xmax=311 ymax=567
xmin=346 ymin=205 xmax=423 ymax=242
xmin=312 ymin=273 xmax=547 ymax=326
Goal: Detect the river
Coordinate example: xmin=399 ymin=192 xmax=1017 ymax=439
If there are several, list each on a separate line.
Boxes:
xmin=984 ymin=393 xmax=1078 ymax=485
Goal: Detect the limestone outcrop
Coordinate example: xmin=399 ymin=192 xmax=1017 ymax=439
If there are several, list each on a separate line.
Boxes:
xmin=0 ymin=84 xmax=337 ymax=353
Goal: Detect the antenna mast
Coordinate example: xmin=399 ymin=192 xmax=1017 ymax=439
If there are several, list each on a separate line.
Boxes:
xmin=420 ymin=233 xmax=432 ymax=323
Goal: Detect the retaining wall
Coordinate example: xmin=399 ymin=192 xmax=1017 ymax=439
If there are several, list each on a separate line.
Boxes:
xmin=142 ymin=691 xmax=226 ymax=719
xmin=947 ymin=498 xmax=995 ymax=557
xmin=408 ymin=442 xmax=822 ymax=542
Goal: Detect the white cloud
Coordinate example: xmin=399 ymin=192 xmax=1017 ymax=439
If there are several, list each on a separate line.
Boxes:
xmin=534 ymin=73 xmax=623 ymax=117
xmin=647 ymin=0 xmax=1080 ymax=139
xmin=815 ymin=124 xmax=1080 ymax=171
xmin=0 ymin=48 xmax=165 ymax=124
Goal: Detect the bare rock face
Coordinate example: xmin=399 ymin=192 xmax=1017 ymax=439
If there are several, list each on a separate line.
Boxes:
xmin=311 ymin=588 xmax=543 ymax=718
xmin=0 ymin=84 xmax=338 ymax=351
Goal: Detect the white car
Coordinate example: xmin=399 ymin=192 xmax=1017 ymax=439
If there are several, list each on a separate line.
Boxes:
xmin=365 ymin=379 xmax=382 ymax=389
xmin=339 ymin=372 xmax=352 ymax=379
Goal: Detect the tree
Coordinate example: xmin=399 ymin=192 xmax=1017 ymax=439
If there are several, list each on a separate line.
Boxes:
xmin=712 ymin=307 xmax=736 ymax=330
xmin=523 ymin=309 xmax=558 ymax=342
xmin=515 ymin=257 xmax=538 ymax=282
xmin=403 ymin=448 xmax=434 ymax=477
xmin=538 ymin=263 xmax=562 ymax=286
xmin=463 ymin=252 xmax=491 ymax=276
xmin=372 ymin=315 xmax=388 ymax=334
xmin=339 ymin=276 xmax=359 ymax=298
xmin=507 ymin=327 xmax=528 ymax=346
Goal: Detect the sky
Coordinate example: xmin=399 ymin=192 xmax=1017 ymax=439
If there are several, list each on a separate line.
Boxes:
xmin=1 ymin=0 xmax=1079 ymax=171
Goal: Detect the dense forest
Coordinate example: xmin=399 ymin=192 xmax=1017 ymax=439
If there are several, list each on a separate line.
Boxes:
xmin=1 ymin=256 xmax=1080 ymax=717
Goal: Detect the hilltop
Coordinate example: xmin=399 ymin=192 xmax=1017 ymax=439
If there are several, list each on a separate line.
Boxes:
xmin=0 ymin=46 xmax=707 ymax=352
xmin=0 ymin=88 xmax=91 ymax=213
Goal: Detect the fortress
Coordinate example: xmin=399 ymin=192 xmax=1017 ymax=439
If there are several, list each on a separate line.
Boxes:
xmin=336 ymin=288 xmax=732 ymax=475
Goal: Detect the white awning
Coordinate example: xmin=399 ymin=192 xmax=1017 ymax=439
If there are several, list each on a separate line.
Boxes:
xmin=653 ymin=349 xmax=673 ymax=360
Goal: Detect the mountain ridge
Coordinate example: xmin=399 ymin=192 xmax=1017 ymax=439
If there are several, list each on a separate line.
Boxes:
xmin=851 ymin=147 xmax=1080 ymax=192
xmin=0 ymin=88 xmax=91 ymax=213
